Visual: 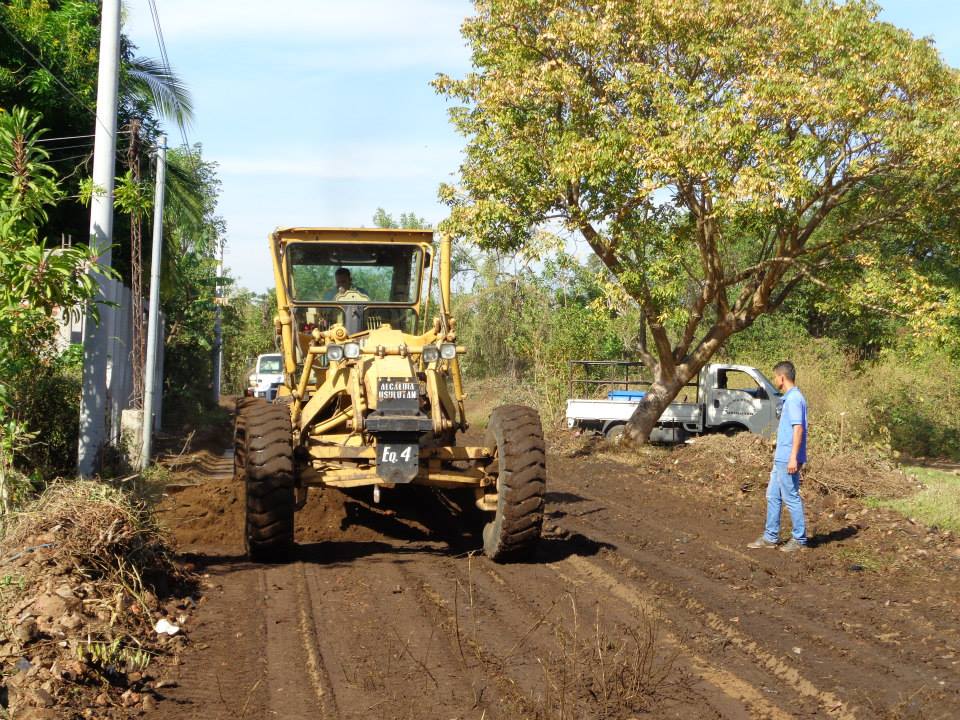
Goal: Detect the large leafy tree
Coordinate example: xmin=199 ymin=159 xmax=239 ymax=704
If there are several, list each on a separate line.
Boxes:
xmin=436 ymin=0 xmax=960 ymax=442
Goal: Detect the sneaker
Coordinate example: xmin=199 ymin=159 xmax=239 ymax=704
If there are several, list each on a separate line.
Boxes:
xmin=747 ymin=535 xmax=779 ymax=549
xmin=779 ymin=539 xmax=808 ymax=553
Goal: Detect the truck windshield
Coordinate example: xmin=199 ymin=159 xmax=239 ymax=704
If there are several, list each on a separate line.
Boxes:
xmin=287 ymin=243 xmax=423 ymax=304
xmin=258 ymin=356 xmax=282 ymax=373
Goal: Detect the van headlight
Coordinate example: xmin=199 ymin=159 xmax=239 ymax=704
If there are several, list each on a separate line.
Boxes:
xmin=326 ymin=344 xmax=344 ymax=362
xmin=439 ymin=342 xmax=457 ymax=360
xmin=343 ymin=342 xmax=361 ymax=359
xmin=421 ymin=345 xmax=440 ymax=363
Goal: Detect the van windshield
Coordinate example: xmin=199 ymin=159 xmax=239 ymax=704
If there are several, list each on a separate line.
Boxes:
xmin=258 ymin=356 xmax=282 ymax=373
xmin=287 ymin=243 xmax=423 ymax=304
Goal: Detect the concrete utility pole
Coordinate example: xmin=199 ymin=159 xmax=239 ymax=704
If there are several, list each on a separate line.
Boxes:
xmin=139 ymin=136 xmax=167 ymax=470
xmin=78 ymin=0 xmax=121 ymax=477
xmin=212 ymin=242 xmax=224 ymax=404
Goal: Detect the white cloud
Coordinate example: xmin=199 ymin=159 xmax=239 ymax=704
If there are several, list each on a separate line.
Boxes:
xmin=217 ymin=141 xmax=462 ymax=180
xmin=126 ymin=0 xmax=472 ymax=67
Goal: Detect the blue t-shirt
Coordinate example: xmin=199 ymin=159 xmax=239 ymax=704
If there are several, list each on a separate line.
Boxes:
xmin=775 ymin=387 xmax=807 ymax=464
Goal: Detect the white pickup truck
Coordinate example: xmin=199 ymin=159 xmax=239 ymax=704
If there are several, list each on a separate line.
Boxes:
xmin=246 ymin=353 xmax=284 ymax=401
xmin=566 ymin=362 xmax=783 ymax=443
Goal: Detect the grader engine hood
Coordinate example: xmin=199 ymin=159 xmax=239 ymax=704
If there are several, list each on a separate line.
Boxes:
xmin=359 ymin=327 xmax=432 ymax=483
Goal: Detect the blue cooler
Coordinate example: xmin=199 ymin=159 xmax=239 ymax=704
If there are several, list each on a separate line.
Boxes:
xmin=607 ymin=390 xmax=646 ymax=401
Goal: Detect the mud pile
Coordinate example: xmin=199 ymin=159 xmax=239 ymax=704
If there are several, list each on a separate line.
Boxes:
xmin=0 ymin=481 xmax=197 ymax=719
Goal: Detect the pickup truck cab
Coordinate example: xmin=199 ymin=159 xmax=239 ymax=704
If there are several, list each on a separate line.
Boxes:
xmin=566 ymin=362 xmax=782 ymax=443
xmin=247 ymin=353 xmax=284 ymax=401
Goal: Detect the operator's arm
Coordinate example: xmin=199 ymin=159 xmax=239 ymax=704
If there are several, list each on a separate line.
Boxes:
xmin=788 ymin=424 xmax=803 ymax=474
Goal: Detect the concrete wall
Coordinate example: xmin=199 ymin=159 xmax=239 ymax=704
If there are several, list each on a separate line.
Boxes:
xmin=57 ymin=279 xmax=164 ymax=444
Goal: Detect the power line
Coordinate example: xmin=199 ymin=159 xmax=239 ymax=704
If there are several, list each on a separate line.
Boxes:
xmin=37 ymin=131 xmax=131 ymax=147
xmin=146 ymin=0 xmax=191 ymax=152
xmin=40 ymin=141 xmax=97 ymax=153
xmin=36 ymin=133 xmax=97 ymax=143
xmin=0 ymin=21 xmax=115 ymax=138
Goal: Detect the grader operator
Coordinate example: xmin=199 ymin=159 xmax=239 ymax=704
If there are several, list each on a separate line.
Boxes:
xmin=233 ymin=228 xmax=546 ymax=562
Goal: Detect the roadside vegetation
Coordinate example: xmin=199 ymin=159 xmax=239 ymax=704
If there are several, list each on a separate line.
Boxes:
xmin=876 ymin=468 xmax=960 ymax=534
xmin=0 ymin=2 xmax=242 ymax=512
xmin=0 ymin=5 xmax=234 ymax=715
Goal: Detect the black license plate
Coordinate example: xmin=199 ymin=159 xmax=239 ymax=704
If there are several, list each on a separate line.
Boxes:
xmin=377 ymin=442 xmax=419 ymax=483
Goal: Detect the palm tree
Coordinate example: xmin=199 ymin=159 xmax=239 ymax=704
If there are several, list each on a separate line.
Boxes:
xmin=119 ymin=55 xmax=200 ymax=406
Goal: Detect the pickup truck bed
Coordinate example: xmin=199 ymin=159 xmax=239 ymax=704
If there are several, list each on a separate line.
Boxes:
xmin=565 ymin=398 xmax=702 ymax=427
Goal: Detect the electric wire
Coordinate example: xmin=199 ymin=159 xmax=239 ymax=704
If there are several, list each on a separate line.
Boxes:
xmin=145 ymin=0 xmax=191 ymax=152
xmin=39 ymin=142 xmax=97 ymax=154
xmin=0 ymin=20 xmax=116 ymax=138
xmin=36 ymin=133 xmax=97 ymax=143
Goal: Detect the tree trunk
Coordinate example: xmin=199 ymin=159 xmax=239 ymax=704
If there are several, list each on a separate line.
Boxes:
xmin=622 ymin=378 xmax=689 ymax=445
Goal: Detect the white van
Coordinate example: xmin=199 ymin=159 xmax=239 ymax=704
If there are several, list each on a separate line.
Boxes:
xmin=247 ymin=353 xmax=284 ymax=401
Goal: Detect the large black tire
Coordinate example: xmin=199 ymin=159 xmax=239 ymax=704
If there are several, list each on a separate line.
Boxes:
xmin=234 ymin=399 xmax=295 ymax=562
xmin=482 ymin=405 xmax=547 ymax=562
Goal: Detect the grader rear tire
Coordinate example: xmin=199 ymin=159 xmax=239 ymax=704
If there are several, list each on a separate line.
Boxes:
xmin=234 ymin=400 xmax=295 ymax=562
xmin=482 ymin=405 xmax=546 ymax=562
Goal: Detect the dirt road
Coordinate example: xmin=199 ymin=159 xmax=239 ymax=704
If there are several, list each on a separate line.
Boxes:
xmin=149 ymin=431 xmax=960 ymax=719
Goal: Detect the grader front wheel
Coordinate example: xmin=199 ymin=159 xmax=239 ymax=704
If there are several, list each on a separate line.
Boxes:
xmin=234 ymin=400 xmax=295 ymax=562
xmin=482 ymin=405 xmax=547 ymax=562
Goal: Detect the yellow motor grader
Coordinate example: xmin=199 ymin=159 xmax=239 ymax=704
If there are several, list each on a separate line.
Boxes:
xmin=233 ymin=228 xmax=546 ymax=562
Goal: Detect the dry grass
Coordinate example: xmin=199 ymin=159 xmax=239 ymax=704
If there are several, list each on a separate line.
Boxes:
xmin=520 ymin=599 xmax=676 ymax=719
xmin=1 ymin=479 xmax=180 ymax=602
xmin=0 ymin=480 xmax=194 ymax=716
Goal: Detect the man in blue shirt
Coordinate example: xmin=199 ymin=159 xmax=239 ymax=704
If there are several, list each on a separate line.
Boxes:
xmin=748 ymin=360 xmax=808 ymax=553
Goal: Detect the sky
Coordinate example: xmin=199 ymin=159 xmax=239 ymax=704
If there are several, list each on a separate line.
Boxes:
xmin=123 ymin=1 xmax=960 ymax=293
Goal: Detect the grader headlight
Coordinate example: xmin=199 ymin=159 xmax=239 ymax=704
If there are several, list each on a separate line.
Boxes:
xmin=326 ymin=344 xmax=345 ymax=362
xmin=439 ymin=342 xmax=457 ymax=360
xmin=421 ymin=345 xmax=440 ymax=363
xmin=343 ymin=342 xmax=361 ymax=359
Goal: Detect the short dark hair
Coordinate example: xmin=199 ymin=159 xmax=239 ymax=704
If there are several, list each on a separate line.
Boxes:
xmin=773 ymin=361 xmax=796 ymax=382
xmin=335 ymin=267 xmax=351 ymax=277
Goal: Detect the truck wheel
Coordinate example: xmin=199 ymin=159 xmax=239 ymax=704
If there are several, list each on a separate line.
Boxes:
xmin=235 ymin=400 xmax=295 ymax=562
xmin=482 ymin=405 xmax=546 ymax=562
xmin=604 ymin=423 xmax=626 ymax=443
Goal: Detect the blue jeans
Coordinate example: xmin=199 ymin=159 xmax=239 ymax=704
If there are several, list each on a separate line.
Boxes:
xmin=764 ymin=462 xmax=807 ymax=544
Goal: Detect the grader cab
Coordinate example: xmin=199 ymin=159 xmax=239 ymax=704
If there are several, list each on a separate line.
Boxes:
xmin=233 ymin=228 xmax=546 ymax=562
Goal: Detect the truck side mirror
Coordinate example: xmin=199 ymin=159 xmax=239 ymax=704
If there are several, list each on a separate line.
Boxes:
xmin=756 ymin=387 xmax=768 ymax=400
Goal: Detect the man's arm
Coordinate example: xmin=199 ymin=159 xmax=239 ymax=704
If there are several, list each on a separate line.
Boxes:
xmin=788 ymin=424 xmax=803 ymax=474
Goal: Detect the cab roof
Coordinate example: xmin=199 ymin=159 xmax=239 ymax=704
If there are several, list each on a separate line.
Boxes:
xmin=272 ymin=227 xmax=434 ymax=244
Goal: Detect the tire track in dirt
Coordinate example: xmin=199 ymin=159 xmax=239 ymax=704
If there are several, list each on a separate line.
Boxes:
xmin=546 ymin=455 xmax=957 ymax=717
xmin=156 ymin=431 xmax=959 ymax=719
xmin=397 ymin=543 xmax=798 ymax=719
xmin=295 ymin=542 xmax=500 ymax=720
xmin=551 ymin=556 xmax=796 ymax=720
xmin=293 ymin=564 xmax=338 ymax=718
xmin=561 ymin=554 xmax=850 ymax=719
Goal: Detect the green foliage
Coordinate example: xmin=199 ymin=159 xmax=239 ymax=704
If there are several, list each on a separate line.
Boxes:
xmin=437 ymin=0 xmax=960 ymax=438
xmin=865 ymin=351 xmax=960 ymax=460
xmin=151 ymin=147 xmax=226 ymax=425
xmin=0 ymin=108 xmax=105 ymax=497
xmin=880 ymin=468 xmax=960 ymax=533
xmin=221 ymin=289 xmax=277 ymax=394
xmin=372 ymin=207 xmax=431 ymax=230
xmin=721 ymin=313 xmax=960 ymax=460
xmin=456 ymin=248 xmax=632 ymax=425
xmin=0 ymin=1 xmax=99 ymax=123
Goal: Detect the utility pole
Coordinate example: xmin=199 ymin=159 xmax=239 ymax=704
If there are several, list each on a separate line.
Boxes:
xmin=212 ymin=241 xmax=224 ymax=404
xmin=78 ymin=0 xmax=121 ymax=477
xmin=139 ymin=135 xmax=167 ymax=470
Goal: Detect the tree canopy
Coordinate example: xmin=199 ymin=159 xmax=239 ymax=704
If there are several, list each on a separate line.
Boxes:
xmin=436 ymin=0 xmax=960 ymax=440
